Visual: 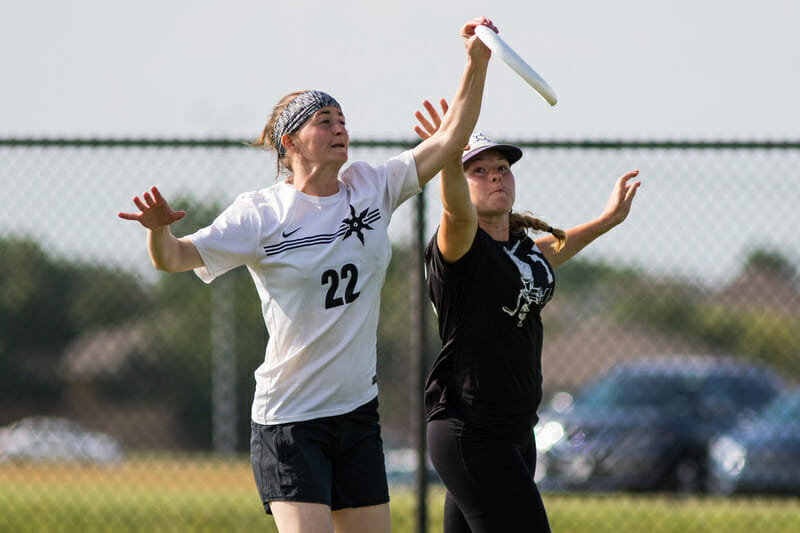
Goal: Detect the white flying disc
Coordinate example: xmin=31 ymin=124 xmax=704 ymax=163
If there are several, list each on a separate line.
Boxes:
xmin=475 ymin=25 xmax=557 ymax=106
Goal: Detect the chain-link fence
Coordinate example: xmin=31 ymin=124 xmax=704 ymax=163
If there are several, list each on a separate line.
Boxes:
xmin=1 ymin=138 xmax=799 ymax=532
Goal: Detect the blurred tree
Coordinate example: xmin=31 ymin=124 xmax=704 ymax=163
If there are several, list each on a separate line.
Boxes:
xmin=744 ymin=248 xmax=797 ymax=279
xmin=96 ymin=197 xmax=266 ymax=449
xmin=6 ymin=210 xmax=796 ymax=449
xmin=0 ymin=237 xmax=150 ymax=410
xmin=555 ymin=256 xmax=640 ymax=297
xmin=609 ymin=248 xmax=800 ymax=380
xmin=375 ymin=243 xmax=436 ymax=447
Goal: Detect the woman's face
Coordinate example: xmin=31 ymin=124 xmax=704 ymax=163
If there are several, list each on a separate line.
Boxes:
xmin=289 ymin=106 xmax=349 ymax=167
xmin=464 ymin=149 xmax=516 ymax=217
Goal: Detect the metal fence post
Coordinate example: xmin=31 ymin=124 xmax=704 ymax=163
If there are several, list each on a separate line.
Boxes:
xmin=411 ymin=190 xmax=429 ymax=533
xmin=211 ymin=275 xmax=238 ymax=455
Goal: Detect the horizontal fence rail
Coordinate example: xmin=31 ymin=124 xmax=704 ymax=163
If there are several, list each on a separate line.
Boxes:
xmin=3 ymin=136 xmax=800 ymax=149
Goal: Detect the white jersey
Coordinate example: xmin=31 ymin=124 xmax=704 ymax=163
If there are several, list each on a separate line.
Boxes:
xmin=188 ymin=151 xmax=420 ymax=425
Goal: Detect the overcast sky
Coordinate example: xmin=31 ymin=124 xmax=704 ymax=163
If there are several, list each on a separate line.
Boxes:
xmin=2 ymin=0 xmax=799 ymax=141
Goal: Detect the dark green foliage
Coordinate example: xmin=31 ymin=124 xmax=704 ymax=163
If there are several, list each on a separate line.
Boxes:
xmin=0 ymin=238 xmax=150 ymax=407
xmin=2 ymin=214 xmax=798 ymax=450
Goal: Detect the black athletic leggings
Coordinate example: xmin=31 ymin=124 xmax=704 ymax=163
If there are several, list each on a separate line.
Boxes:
xmin=427 ymin=418 xmax=551 ymax=533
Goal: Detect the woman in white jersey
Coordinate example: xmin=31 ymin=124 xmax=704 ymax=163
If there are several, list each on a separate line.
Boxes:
xmin=414 ymin=101 xmax=641 ymax=532
xmin=118 ymin=17 xmax=496 ymax=533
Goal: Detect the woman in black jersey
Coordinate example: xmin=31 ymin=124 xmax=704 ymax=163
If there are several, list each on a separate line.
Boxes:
xmin=414 ymin=102 xmax=641 ymax=532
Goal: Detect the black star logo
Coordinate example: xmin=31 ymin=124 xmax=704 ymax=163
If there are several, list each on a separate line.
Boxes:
xmin=342 ymin=205 xmax=373 ymax=245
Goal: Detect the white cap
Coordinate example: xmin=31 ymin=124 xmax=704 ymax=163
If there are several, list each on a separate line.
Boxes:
xmin=462 ymin=133 xmax=523 ymax=165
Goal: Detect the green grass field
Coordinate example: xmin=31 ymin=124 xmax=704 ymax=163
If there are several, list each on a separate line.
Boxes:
xmin=1 ymin=456 xmax=798 ymax=532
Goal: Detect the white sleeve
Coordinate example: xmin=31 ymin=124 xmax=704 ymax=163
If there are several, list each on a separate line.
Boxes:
xmin=384 ymin=150 xmax=422 ymax=213
xmin=186 ymin=196 xmax=261 ymax=283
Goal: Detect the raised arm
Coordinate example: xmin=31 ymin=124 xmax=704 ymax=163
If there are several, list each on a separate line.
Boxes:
xmin=415 ymin=99 xmax=478 ymax=262
xmin=117 ymin=186 xmax=204 ymax=272
xmin=412 ymin=17 xmax=494 ymax=186
xmin=535 ymin=170 xmax=641 ymax=268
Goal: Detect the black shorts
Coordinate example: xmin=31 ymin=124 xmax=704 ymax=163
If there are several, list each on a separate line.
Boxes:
xmin=250 ymin=397 xmax=389 ymax=514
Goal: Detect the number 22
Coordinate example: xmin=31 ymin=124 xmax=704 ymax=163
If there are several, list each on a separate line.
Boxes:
xmin=321 ymin=263 xmax=360 ymax=309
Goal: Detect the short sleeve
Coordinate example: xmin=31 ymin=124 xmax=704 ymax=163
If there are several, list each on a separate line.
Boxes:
xmin=384 ymin=150 xmax=422 ymax=213
xmin=186 ymin=195 xmax=261 ymax=283
xmin=424 ymin=227 xmax=481 ymax=318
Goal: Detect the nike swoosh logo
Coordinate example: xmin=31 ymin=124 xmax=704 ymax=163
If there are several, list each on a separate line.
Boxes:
xmin=282 ymin=227 xmax=302 ymax=238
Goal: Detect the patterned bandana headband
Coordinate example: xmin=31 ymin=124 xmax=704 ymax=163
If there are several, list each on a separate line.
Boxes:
xmin=272 ymin=90 xmax=341 ymax=157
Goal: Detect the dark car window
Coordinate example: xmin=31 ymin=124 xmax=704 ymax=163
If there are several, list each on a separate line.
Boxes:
xmin=701 ymin=375 xmax=777 ymax=410
xmin=575 ymin=369 xmax=778 ymax=412
xmin=575 ymin=374 xmax=701 ymax=409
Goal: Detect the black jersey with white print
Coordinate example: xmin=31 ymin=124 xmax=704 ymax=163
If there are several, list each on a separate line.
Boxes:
xmin=424 ymin=227 xmax=555 ymax=435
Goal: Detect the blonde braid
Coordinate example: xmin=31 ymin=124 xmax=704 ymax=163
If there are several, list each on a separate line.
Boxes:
xmin=509 ymin=211 xmax=567 ymax=252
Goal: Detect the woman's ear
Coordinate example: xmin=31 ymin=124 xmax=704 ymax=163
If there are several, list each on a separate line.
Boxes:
xmin=281 ymin=133 xmax=294 ymax=153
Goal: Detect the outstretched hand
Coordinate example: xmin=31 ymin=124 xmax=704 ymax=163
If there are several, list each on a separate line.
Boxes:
xmin=413 ymin=99 xmax=449 ymax=141
xmin=118 ymin=186 xmax=186 ymax=229
xmin=601 ymin=170 xmax=641 ymax=227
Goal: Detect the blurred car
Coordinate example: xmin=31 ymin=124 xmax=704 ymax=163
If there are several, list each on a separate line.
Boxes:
xmin=0 ymin=416 xmax=123 ymax=464
xmin=708 ymin=387 xmax=800 ymax=495
xmin=535 ymin=355 xmax=783 ymax=493
xmin=385 ymin=447 xmax=441 ymax=486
